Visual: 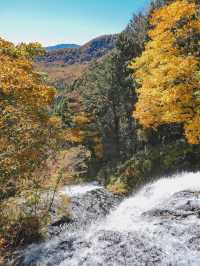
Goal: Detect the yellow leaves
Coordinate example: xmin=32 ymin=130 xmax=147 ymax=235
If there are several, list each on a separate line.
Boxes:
xmin=17 ymin=42 xmax=45 ymax=58
xmin=184 ymin=115 xmax=200 ymax=144
xmin=94 ymin=142 xmax=104 ymax=158
xmin=62 ymin=96 xmax=104 ymax=158
xmin=63 ymin=124 xmax=104 ymax=158
xmin=36 ymin=85 xmax=55 ymax=105
xmin=0 ymin=136 xmax=10 ymax=151
xmin=189 ymin=20 xmax=200 ymax=32
xmin=150 ymin=0 xmax=196 ymax=37
xmin=107 ymin=179 xmax=128 ymax=195
xmin=0 ymin=39 xmax=45 ymax=59
xmin=0 ymin=237 xmax=6 ymax=249
xmin=48 ymin=115 xmax=62 ymax=128
xmin=132 ymin=0 xmax=200 ymax=144
xmin=0 ymin=37 xmax=53 ymax=107
xmin=0 ymin=37 xmax=77 ymax=251
xmin=64 ymin=128 xmax=85 ymax=143
xmin=89 ymin=137 xmax=104 ymax=158
xmin=0 ymin=37 xmax=65 ymax=199
xmin=73 ymin=112 xmax=92 ymax=126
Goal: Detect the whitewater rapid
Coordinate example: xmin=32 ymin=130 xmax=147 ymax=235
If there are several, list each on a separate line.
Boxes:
xmin=60 ymin=182 xmax=102 ymax=197
xmin=102 ymin=171 xmax=200 ymax=232
xmin=22 ymin=172 xmax=200 ymax=266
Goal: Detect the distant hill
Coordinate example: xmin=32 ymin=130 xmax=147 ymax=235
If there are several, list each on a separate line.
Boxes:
xmin=35 ymin=34 xmax=118 ymax=89
xmin=45 ymin=43 xmax=80 ymax=52
xmin=40 ymin=34 xmax=118 ymax=65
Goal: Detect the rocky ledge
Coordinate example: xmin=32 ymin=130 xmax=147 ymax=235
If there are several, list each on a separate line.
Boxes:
xmin=12 ymin=187 xmax=200 ymax=266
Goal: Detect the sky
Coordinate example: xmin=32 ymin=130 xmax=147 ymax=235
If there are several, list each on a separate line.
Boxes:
xmin=0 ymin=0 xmax=151 ymax=46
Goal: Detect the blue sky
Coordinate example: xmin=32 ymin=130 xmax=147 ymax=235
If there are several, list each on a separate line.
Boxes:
xmin=0 ymin=0 xmax=151 ymax=46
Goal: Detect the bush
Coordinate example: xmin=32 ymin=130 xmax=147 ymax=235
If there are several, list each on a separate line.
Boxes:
xmin=107 ymin=178 xmax=128 ymax=195
xmin=0 ymin=199 xmax=43 ymax=250
xmin=0 ymin=215 xmax=41 ymax=249
xmin=0 ymin=189 xmax=71 ymax=251
xmin=107 ymin=140 xmax=200 ymax=192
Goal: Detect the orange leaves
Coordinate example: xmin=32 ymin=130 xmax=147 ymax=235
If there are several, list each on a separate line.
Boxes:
xmin=131 ymin=0 xmax=200 ymax=144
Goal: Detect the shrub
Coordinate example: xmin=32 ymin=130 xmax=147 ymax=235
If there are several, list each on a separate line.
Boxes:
xmin=0 ymin=198 xmax=43 ymax=249
xmin=107 ymin=178 xmax=129 ymax=195
xmin=107 ymin=140 xmax=200 ymax=192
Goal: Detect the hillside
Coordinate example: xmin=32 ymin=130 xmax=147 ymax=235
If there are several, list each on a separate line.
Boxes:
xmin=35 ymin=34 xmax=118 ymax=88
xmin=45 ymin=43 xmax=80 ymax=52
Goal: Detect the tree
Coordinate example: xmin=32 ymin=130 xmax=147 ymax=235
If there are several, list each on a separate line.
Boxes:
xmin=0 ymin=38 xmax=60 ymax=198
xmin=131 ymin=0 xmax=200 ymax=144
xmin=0 ymin=38 xmax=69 ymax=249
xmin=51 ymin=13 xmax=149 ymax=184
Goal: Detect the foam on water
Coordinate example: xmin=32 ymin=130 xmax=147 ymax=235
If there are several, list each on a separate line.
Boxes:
xmin=101 ymin=171 xmax=200 ymax=232
xmin=24 ymin=172 xmax=200 ymax=266
xmin=60 ymin=182 xmax=102 ymax=197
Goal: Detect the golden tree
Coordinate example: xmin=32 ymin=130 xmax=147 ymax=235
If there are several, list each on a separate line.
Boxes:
xmin=0 ymin=38 xmax=59 ymax=198
xmin=0 ymin=37 xmax=71 ymax=249
xmin=60 ymin=92 xmax=104 ymax=158
xmin=130 ymin=0 xmax=200 ymax=144
xmin=0 ymin=37 xmax=103 ymax=250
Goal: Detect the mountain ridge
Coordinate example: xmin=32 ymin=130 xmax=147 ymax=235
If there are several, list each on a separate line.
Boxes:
xmin=45 ymin=43 xmax=80 ymax=52
xmin=35 ymin=34 xmax=118 ymax=88
xmin=40 ymin=34 xmax=118 ymax=65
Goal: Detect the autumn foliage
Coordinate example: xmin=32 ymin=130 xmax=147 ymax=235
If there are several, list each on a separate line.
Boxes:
xmin=0 ymin=38 xmax=59 ymax=198
xmin=0 ymin=37 xmax=104 ymax=251
xmin=0 ymin=38 xmax=68 ymax=249
xmin=57 ymin=92 xmax=104 ymax=158
xmin=131 ymin=0 xmax=200 ymax=144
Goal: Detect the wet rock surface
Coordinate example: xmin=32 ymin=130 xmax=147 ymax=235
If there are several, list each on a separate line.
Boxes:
xmin=16 ymin=174 xmax=200 ymax=265
xmin=48 ymin=188 xmax=123 ymax=236
xmin=15 ymin=188 xmax=122 ymax=266
xmin=143 ymin=191 xmax=200 ymax=219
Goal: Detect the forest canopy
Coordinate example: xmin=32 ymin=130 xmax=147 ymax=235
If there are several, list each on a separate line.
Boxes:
xmin=131 ymin=0 xmax=200 ymax=144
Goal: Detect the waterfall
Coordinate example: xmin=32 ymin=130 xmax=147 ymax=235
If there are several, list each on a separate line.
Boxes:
xmin=60 ymin=182 xmax=102 ymax=197
xmin=23 ymin=172 xmax=200 ymax=266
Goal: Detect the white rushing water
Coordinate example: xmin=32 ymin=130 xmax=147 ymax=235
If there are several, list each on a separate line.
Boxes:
xmin=60 ymin=182 xmax=102 ymax=197
xmin=24 ymin=172 xmax=200 ymax=266
xmin=102 ymin=171 xmax=200 ymax=232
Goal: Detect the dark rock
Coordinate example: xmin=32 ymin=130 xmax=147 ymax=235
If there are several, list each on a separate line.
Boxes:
xmin=15 ymin=186 xmax=200 ymax=266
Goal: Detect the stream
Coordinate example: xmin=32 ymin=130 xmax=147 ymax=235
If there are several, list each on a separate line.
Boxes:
xmin=19 ymin=172 xmax=200 ymax=265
